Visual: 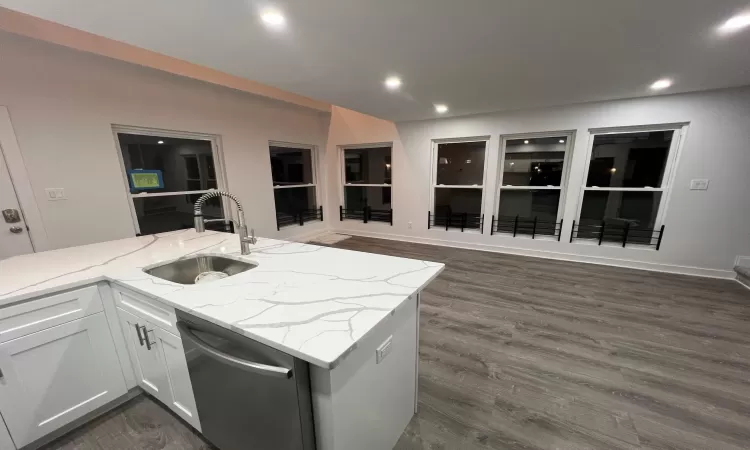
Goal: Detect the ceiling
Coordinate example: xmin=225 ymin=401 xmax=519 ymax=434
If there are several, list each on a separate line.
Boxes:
xmin=2 ymin=0 xmax=749 ymax=122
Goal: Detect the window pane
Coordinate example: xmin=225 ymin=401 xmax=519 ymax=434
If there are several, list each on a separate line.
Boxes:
xmin=344 ymin=147 xmax=391 ymax=184
xmin=587 ymin=131 xmax=672 ymax=188
xmin=436 ymin=142 xmax=486 ymax=186
xmin=434 ymin=188 xmax=482 ymax=215
xmin=185 ymin=156 xmax=200 ymax=179
xmin=580 ymin=191 xmax=662 ymax=229
xmin=344 ymin=186 xmax=392 ymax=211
xmin=274 ymin=186 xmax=317 ymax=216
xmin=117 ymin=133 xmax=215 ymax=194
xmin=502 ymin=137 xmax=567 ymax=187
xmin=498 ymin=190 xmax=560 ymax=221
xmin=134 ymin=195 xmax=222 ymax=235
xmin=270 ymin=146 xmax=314 ymax=185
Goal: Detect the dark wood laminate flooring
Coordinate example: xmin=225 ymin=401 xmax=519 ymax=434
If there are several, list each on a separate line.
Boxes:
xmin=38 ymin=395 xmax=212 ymax=450
xmin=40 ymin=236 xmax=750 ymax=449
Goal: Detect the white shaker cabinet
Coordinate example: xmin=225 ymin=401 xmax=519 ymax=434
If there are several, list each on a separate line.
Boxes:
xmin=0 ymin=312 xmax=127 ymax=448
xmin=118 ymin=308 xmax=170 ymax=400
xmin=117 ymin=307 xmax=200 ymax=431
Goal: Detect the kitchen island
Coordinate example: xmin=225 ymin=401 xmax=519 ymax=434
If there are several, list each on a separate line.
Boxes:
xmin=0 ymin=230 xmax=444 ymax=450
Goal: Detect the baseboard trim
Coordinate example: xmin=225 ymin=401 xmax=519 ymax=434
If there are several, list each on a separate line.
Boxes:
xmin=332 ymin=228 xmax=735 ymax=280
xmin=736 ymin=274 xmax=750 ymax=290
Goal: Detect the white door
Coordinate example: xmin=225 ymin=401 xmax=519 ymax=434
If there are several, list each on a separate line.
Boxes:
xmin=117 ymin=308 xmax=169 ymax=400
xmin=0 ymin=146 xmax=33 ymax=259
xmin=0 ymin=313 xmax=127 ymax=448
xmin=155 ymin=327 xmax=201 ymax=431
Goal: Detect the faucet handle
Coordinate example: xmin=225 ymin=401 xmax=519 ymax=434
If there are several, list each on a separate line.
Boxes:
xmin=250 ymin=228 xmax=257 ymax=245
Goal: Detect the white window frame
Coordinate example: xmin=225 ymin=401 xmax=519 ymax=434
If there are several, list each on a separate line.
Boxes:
xmin=429 ymin=137 xmax=490 ymax=232
xmin=339 ymin=143 xmax=393 ymax=214
xmin=574 ymin=123 xmax=687 ymax=241
xmin=269 ymin=141 xmax=320 ymax=225
xmin=112 ymin=125 xmax=230 ymax=236
xmin=493 ymin=131 xmax=575 ymax=233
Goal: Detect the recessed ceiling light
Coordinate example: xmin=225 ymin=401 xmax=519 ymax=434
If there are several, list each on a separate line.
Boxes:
xmin=719 ymin=13 xmax=750 ymax=34
xmin=524 ymin=140 xmax=529 ymax=144
xmin=559 ymin=139 xmax=565 ymax=144
xmin=434 ymin=104 xmax=448 ymax=114
xmin=650 ymin=78 xmax=672 ymax=91
xmin=260 ymin=9 xmax=286 ymax=28
xmin=384 ymin=76 xmax=402 ymax=90
xmin=157 ymin=140 xmax=164 ymax=144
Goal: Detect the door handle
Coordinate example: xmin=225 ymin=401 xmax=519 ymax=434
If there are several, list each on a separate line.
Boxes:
xmin=135 ymin=323 xmax=146 ymax=346
xmin=9 ymin=226 xmax=23 ymax=234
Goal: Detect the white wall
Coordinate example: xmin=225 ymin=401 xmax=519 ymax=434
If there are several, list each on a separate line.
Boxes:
xmin=0 ymin=32 xmax=331 ymax=250
xmin=327 ymin=87 xmax=750 ymax=277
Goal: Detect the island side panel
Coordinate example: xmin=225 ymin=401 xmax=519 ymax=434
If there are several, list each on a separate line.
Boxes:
xmin=310 ymin=294 xmax=419 ymax=450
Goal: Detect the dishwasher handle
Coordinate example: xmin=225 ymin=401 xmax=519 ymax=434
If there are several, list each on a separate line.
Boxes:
xmin=176 ymin=321 xmax=293 ymax=379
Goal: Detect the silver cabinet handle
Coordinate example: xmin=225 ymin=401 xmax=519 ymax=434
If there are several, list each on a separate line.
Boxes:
xmin=9 ymin=226 xmax=23 ymax=234
xmin=135 ymin=324 xmax=146 ymax=346
xmin=176 ymin=321 xmax=292 ymax=378
xmin=143 ymin=327 xmax=155 ymax=350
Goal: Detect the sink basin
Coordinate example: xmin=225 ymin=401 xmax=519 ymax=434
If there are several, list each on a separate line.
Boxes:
xmin=144 ymin=255 xmax=256 ymax=285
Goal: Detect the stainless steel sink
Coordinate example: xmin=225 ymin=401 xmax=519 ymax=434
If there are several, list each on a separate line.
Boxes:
xmin=144 ymin=255 xmax=256 ymax=285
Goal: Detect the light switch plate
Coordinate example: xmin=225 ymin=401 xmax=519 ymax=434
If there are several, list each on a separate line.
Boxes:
xmin=45 ymin=188 xmax=66 ymax=201
xmin=376 ymin=335 xmax=393 ymax=364
xmin=689 ymin=179 xmax=709 ymax=190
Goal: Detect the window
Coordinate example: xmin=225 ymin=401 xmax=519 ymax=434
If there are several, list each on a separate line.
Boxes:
xmin=430 ymin=140 xmax=487 ymax=231
xmin=340 ymin=146 xmax=392 ymax=224
xmin=576 ymin=128 xmax=682 ymax=244
xmin=116 ymin=131 xmax=226 ymax=236
xmin=270 ymin=144 xmax=321 ymax=228
xmin=493 ymin=134 xmax=572 ymax=237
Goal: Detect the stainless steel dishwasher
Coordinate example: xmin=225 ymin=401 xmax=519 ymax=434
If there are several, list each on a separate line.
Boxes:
xmin=176 ymin=311 xmax=316 ymax=450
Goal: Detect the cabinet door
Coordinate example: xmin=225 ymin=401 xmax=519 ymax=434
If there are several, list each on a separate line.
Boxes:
xmin=117 ymin=308 xmax=169 ymax=401
xmin=155 ymin=328 xmax=201 ymax=431
xmin=0 ymin=313 xmax=126 ymax=448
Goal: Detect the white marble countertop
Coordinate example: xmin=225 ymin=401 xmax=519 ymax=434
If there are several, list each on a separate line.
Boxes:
xmin=0 ymin=230 xmax=444 ymax=368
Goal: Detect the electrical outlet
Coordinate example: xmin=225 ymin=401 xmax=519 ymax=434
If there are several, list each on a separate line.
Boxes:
xmin=376 ymin=335 xmax=393 ymax=364
xmin=45 ymin=188 xmax=66 ymax=201
xmin=689 ymin=179 xmax=710 ymax=190
xmin=408 ymin=221 xmax=412 ymax=229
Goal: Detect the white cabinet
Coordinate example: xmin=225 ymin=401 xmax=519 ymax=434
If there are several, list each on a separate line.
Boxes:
xmin=0 ymin=312 xmax=127 ymax=448
xmin=118 ymin=308 xmax=169 ymax=400
xmin=116 ymin=307 xmax=200 ymax=431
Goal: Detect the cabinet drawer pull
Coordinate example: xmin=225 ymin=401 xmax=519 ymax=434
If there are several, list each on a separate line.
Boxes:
xmin=135 ymin=324 xmax=146 ymax=346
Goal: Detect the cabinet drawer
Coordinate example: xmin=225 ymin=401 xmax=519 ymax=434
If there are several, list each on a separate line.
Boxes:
xmin=0 ymin=285 xmax=103 ymax=343
xmin=113 ymin=286 xmax=177 ymax=334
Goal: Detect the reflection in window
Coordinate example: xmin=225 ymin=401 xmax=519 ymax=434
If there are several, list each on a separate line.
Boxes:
xmin=577 ymin=129 xmax=676 ymax=242
xmin=117 ymin=132 xmax=223 ymax=235
xmin=269 ymin=144 xmax=320 ymax=228
xmin=496 ymin=136 xmax=570 ymax=231
xmin=586 ymin=131 xmax=671 ymax=188
xmin=341 ymin=146 xmax=392 ymax=223
xmin=498 ymin=190 xmax=560 ymax=222
xmin=436 ymin=142 xmax=486 ymax=186
xmin=344 ymin=147 xmax=391 ymax=184
xmin=270 ymin=146 xmax=314 ymax=186
xmin=344 ymin=186 xmax=392 ymax=211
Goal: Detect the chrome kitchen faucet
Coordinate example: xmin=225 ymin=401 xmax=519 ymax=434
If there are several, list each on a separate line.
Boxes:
xmin=193 ymin=191 xmax=256 ymax=255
